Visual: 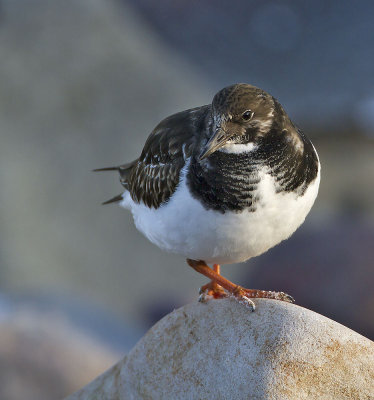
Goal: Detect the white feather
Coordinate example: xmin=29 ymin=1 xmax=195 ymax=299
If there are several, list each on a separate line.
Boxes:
xmin=219 ymin=142 xmax=257 ymax=154
xmin=121 ymin=159 xmax=320 ymax=265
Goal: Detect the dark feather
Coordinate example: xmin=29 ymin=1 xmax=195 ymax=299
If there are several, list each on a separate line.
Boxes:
xmin=101 ymin=193 xmax=124 ymax=205
xmin=93 ymin=166 xmax=119 ymax=172
xmin=95 ymin=161 xmax=138 ymax=205
xmin=94 ymin=160 xmax=138 ymax=173
xmin=123 ymin=106 xmax=210 ymax=208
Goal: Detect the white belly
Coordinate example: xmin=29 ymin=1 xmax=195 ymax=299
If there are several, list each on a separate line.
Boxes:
xmin=121 ymin=164 xmax=320 ymax=265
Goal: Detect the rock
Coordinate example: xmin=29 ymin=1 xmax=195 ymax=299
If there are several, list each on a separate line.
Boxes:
xmin=0 ymin=302 xmax=120 ymax=400
xmin=66 ymin=298 xmax=374 ymax=399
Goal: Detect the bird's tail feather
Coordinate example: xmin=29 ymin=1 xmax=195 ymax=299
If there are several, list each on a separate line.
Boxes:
xmin=93 ymin=159 xmax=137 ymax=173
xmin=93 ymin=166 xmax=119 ymax=172
xmin=101 ymin=193 xmax=124 ymax=205
xmin=94 ymin=159 xmax=137 ymax=205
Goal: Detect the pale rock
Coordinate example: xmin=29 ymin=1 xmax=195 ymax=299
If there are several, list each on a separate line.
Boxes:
xmin=66 ymin=299 xmax=374 ymax=399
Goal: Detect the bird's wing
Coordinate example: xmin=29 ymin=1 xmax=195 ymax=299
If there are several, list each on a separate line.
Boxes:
xmin=124 ymin=105 xmax=210 ymax=208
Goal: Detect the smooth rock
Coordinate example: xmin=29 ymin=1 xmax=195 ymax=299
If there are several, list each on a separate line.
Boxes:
xmin=66 ymin=298 xmax=374 ymax=399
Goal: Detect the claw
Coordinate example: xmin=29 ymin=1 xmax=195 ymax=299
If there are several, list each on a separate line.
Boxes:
xmin=235 ymin=294 xmax=256 ymax=312
xmin=281 ymin=292 xmax=295 ymax=303
xmin=198 ymin=291 xmax=207 ymax=303
xmin=271 ymin=291 xmax=295 ymax=303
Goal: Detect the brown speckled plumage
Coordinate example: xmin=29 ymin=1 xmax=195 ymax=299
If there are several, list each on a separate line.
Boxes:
xmin=96 ymin=84 xmax=318 ymax=212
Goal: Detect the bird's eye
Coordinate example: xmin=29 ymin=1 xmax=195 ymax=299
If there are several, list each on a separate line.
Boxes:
xmin=242 ymin=110 xmax=254 ymax=121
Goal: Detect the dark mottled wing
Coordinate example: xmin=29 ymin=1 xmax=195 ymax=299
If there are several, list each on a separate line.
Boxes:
xmin=124 ymin=105 xmax=210 ymax=208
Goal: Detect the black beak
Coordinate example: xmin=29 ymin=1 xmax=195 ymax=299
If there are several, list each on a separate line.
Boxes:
xmin=200 ymin=128 xmax=231 ymax=160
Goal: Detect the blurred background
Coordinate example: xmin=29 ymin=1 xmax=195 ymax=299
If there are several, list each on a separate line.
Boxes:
xmin=0 ymin=0 xmax=373 ymax=398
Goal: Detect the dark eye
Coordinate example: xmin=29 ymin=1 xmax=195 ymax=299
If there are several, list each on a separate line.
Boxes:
xmin=242 ymin=110 xmax=253 ymax=121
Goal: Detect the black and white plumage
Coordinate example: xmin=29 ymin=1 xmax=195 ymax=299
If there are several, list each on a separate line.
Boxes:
xmin=96 ymin=84 xmax=320 ymax=304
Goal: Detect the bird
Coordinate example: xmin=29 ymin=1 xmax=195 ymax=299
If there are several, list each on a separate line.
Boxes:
xmin=95 ymin=83 xmax=320 ymax=310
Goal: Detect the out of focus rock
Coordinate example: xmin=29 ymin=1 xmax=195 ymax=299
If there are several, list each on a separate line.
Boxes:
xmin=66 ymin=299 xmax=374 ymax=399
xmin=0 ymin=302 xmax=119 ymax=400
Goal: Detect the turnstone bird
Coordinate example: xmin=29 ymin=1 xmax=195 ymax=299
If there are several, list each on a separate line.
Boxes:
xmin=96 ymin=83 xmax=320 ymax=310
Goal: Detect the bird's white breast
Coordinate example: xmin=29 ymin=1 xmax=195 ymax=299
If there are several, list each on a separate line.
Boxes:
xmin=121 ymin=160 xmax=320 ymax=265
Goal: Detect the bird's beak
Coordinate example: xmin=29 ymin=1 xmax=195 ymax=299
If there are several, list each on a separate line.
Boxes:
xmin=200 ymin=127 xmax=231 ymax=160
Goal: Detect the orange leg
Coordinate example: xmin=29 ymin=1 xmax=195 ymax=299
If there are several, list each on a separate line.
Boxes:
xmin=199 ymin=264 xmax=226 ymax=299
xmin=187 ymin=259 xmax=294 ymax=311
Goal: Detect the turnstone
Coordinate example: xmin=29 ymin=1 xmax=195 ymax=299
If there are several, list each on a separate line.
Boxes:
xmin=95 ymin=83 xmax=320 ymax=310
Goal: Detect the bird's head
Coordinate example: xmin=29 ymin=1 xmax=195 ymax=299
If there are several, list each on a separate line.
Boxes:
xmin=200 ymin=84 xmax=276 ymax=160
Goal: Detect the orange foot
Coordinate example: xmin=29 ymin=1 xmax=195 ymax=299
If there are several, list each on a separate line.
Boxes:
xmin=198 ymin=264 xmax=227 ymax=301
xmin=186 ymin=259 xmax=295 ymax=311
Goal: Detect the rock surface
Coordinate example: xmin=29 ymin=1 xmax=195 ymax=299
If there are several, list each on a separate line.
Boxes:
xmin=66 ymin=298 xmax=374 ymax=399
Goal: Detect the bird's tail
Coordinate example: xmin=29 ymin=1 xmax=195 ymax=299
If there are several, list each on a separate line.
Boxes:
xmin=93 ymin=159 xmax=137 ymax=174
xmin=101 ymin=193 xmax=124 ymax=205
xmin=93 ymin=166 xmax=119 ymax=172
xmin=94 ymin=159 xmax=138 ymax=205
